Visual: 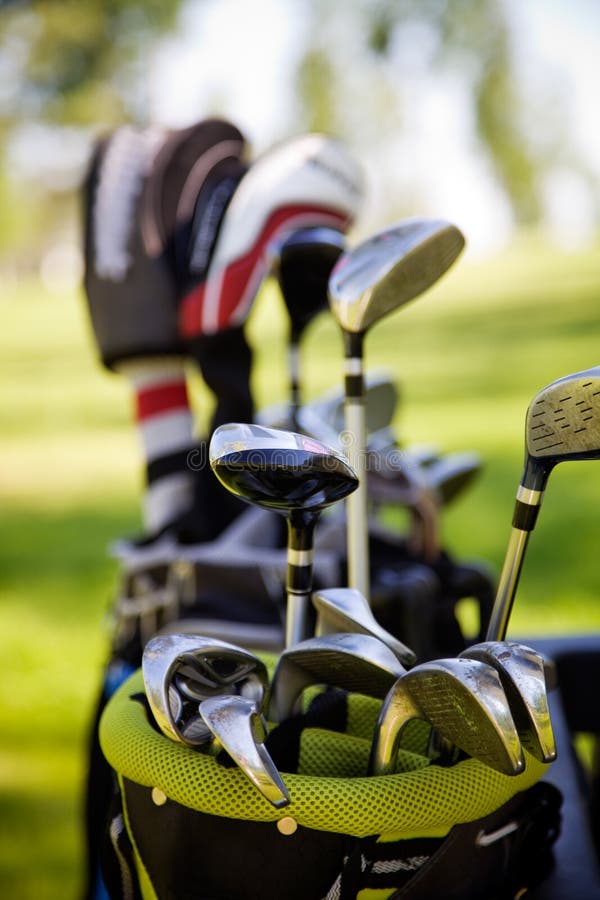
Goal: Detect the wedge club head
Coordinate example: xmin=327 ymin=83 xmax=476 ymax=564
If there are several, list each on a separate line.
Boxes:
xmin=460 ymin=641 xmax=556 ymax=763
xmin=199 ymin=695 xmax=290 ymax=809
xmin=369 ymin=657 xmax=525 ymax=777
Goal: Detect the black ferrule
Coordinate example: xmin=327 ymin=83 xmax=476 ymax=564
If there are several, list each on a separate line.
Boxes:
xmin=512 ymin=499 xmax=541 ymax=531
xmin=345 ymin=374 xmax=364 ymax=400
xmin=343 ymin=330 xmax=365 ymax=360
xmin=286 ymin=564 xmax=313 ymax=595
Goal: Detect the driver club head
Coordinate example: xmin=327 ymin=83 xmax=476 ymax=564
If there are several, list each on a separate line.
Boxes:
xmin=312 ymin=587 xmax=416 ymax=666
xmin=328 ymin=218 xmax=465 ymax=335
xmin=199 ymin=695 xmax=290 ymax=809
xmin=268 ymin=632 xmax=407 ymax=722
xmin=460 ymin=641 xmax=556 ymax=763
xmin=142 ymin=633 xmax=269 ymax=747
xmin=369 ymin=657 xmax=525 ymax=777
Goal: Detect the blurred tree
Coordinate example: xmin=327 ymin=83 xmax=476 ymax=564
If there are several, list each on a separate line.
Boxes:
xmin=296 ymin=0 xmax=561 ymax=224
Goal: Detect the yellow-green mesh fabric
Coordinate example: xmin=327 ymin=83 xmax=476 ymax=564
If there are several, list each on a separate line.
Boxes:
xmin=297 ymin=727 xmax=430 ymax=779
xmin=100 ymin=670 xmax=549 ymax=838
xmin=346 ymin=694 xmax=431 ymax=754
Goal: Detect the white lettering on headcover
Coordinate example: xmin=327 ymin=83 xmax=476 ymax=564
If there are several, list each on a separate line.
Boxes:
xmin=93 ymin=127 xmax=163 ymax=281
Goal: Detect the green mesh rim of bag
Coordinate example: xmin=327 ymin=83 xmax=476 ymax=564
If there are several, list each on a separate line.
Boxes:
xmin=100 ymin=669 xmax=549 ymax=839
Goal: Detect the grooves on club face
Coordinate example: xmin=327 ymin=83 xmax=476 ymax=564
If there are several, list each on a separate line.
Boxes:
xmin=369 ymin=658 xmax=525 ymax=777
xmin=142 ymin=634 xmax=268 ymax=747
xmin=312 ymin=587 xmax=416 ymax=666
xmin=328 ymin=218 xmax=465 ymax=335
xmin=523 ymin=366 xmax=600 ymax=492
xmin=199 ymin=695 xmax=290 ymax=809
xmin=268 ymin=632 xmax=407 ymax=722
xmin=209 ymin=423 xmax=358 ymax=513
xmin=460 ymin=642 xmax=556 ymax=764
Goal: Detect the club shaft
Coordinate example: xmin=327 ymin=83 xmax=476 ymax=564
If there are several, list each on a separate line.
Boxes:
xmin=345 ymin=397 xmax=369 ymax=599
xmin=485 ymin=526 xmax=531 ymax=641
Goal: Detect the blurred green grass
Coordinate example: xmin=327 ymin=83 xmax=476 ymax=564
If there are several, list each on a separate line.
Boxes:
xmin=1 ymin=232 xmax=600 ymax=897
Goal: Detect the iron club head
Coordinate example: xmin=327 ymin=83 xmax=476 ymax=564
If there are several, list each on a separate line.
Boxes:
xmin=199 ymin=695 xmax=290 ymax=809
xmin=269 ymin=632 xmax=407 ymax=722
xmin=312 ymin=587 xmax=416 ymax=666
xmin=369 ymin=657 xmax=525 ymax=777
xmin=142 ymin=633 xmax=269 ymax=747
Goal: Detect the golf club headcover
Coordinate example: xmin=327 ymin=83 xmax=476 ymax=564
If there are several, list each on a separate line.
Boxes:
xmin=99 ymin=670 xmax=561 ymax=900
xmin=178 ymin=132 xmax=365 ymax=339
xmin=82 ymin=118 xmax=248 ymax=370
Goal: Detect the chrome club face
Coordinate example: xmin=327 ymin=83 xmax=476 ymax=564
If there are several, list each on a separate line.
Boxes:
xmin=268 ymin=632 xmax=407 ymax=722
xmin=460 ymin=641 xmax=556 ymax=764
xmin=312 ymin=587 xmax=416 ymax=666
xmin=210 ymin=423 xmax=358 ymax=646
xmin=327 ymin=219 xmax=465 ymax=599
xmin=369 ymin=657 xmax=525 ymax=777
xmin=142 ymin=633 xmax=269 ymax=747
xmin=199 ymin=695 xmax=290 ymax=809
xmin=487 ymin=365 xmax=600 ymax=641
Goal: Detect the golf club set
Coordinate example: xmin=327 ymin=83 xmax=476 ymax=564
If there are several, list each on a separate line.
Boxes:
xmin=92 ymin=219 xmax=576 ymax=900
xmin=79 ymin=115 xmax=600 ymax=900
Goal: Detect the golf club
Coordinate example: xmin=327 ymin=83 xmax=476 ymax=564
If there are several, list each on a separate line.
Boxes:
xmin=269 ymin=227 xmax=346 ymax=425
xmin=199 ymin=694 xmax=290 ymax=809
xmin=142 ymin=633 xmax=269 ymax=747
xmin=460 ymin=640 xmax=556 ymax=763
xmin=312 ymin=587 xmax=416 ymax=665
xmin=486 ymin=365 xmax=600 ymax=641
xmin=209 ymin=423 xmax=358 ymax=646
xmin=369 ymin=657 xmax=525 ymax=776
xmin=268 ymin=632 xmax=407 ymax=722
xmin=328 ymin=218 xmax=465 ymax=598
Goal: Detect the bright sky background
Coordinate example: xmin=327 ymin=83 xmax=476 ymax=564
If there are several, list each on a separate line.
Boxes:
xmin=147 ymin=0 xmax=600 ymax=256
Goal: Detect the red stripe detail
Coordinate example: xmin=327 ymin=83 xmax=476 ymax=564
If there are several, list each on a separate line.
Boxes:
xmin=178 ymin=204 xmax=350 ymax=338
xmin=135 ymin=381 xmax=190 ymax=421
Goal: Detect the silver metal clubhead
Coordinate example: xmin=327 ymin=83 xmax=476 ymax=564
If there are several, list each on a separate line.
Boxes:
xmin=142 ymin=634 xmax=269 ymax=747
xmin=460 ymin=641 xmax=556 ymax=764
xmin=312 ymin=588 xmax=416 ymax=666
xmin=369 ymin=657 xmax=525 ymax=777
xmin=328 ymin=218 xmax=465 ymax=334
xmin=269 ymin=632 xmax=407 ymax=722
xmin=199 ymin=695 xmax=290 ymax=809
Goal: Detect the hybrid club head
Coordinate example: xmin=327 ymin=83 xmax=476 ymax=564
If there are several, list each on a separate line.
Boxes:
xmin=369 ymin=657 xmax=525 ymax=777
xmin=328 ymin=218 xmax=465 ymax=335
xmin=209 ymin=423 xmax=358 ymax=516
xmin=210 ymin=422 xmax=358 ymax=646
xmin=269 ymin=632 xmax=407 ymax=722
xmin=460 ymin=641 xmax=556 ymax=764
xmin=142 ymin=634 xmax=269 ymax=747
xmin=312 ymin=587 xmax=416 ymax=666
xmin=199 ymin=695 xmax=290 ymax=809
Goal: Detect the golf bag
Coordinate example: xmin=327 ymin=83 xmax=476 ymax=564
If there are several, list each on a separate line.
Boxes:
xmin=98 ymin=668 xmax=561 ymax=900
